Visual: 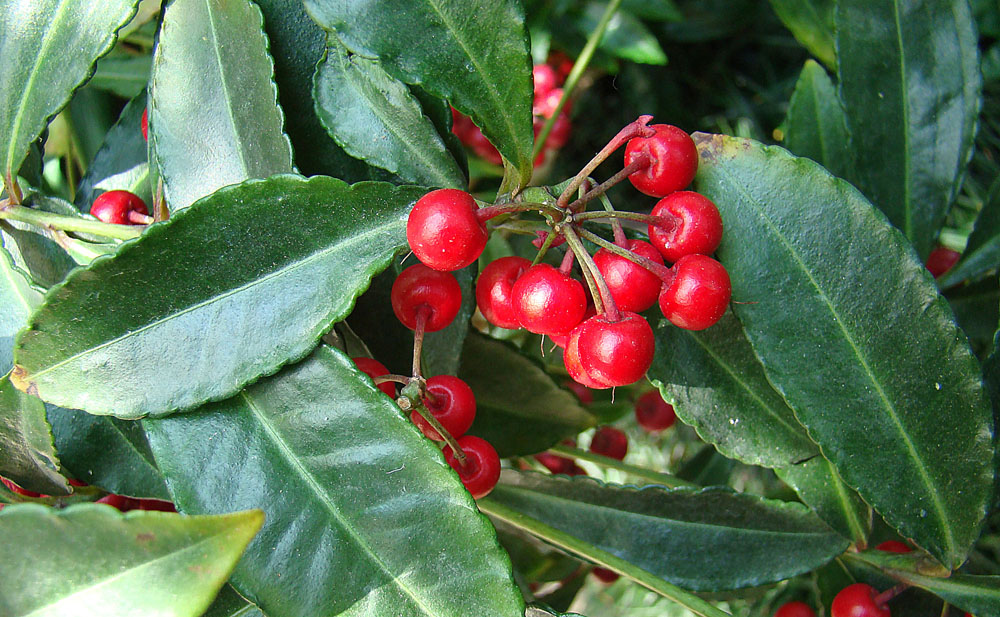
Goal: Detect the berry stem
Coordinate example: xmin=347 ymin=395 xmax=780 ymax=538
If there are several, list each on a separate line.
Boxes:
xmin=573 ymin=209 xmax=673 ymax=228
xmin=372 ymin=374 xmax=412 ymax=386
xmin=598 ymin=193 xmax=627 ymax=246
xmin=0 ymin=200 xmax=144 ymax=240
xmin=565 ymin=153 xmax=652 ymax=213
xmin=411 ymin=306 xmax=432 ymax=378
xmin=128 ymin=210 xmax=154 ymax=225
xmin=557 ymin=115 xmax=656 ymax=208
xmin=563 ymin=225 xmax=622 ymax=322
xmin=410 ymin=397 xmax=467 ymax=467
xmin=874 ymin=583 xmax=908 ymax=607
xmin=576 ymin=227 xmax=673 ymax=281
xmin=532 ymin=228 xmax=559 ymax=266
xmin=558 ymin=245 xmax=576 ymax=275
xmin=476 ymin=201 xmax=562 ymax=222
xmin=3 ymin=173 xmax=22 ymax=205
xmin=548 ymin=444 xmax=696 ymax=488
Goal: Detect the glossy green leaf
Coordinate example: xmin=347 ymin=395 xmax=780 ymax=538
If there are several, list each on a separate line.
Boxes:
xmin=422 ymin=264 xmax=476 ymax=378
xmin=460 ymin=333 xmax=597 ymax=457
xmin=0 ymin=223 xmax=76 ymax=289
xmin=940 ymin=179 xmax=1000 ymax=288
xmin=489 ymin=470 xmax=849 ymax=591
xmin=67 ymin=87 xmax=116 ymax=168
xmin=693 ymin=132 xmax=994 ymax=569
xmin=769 ymin=0 xmax=835 ymax=69
xmin=1 ymin=247 xmax=42 ymax=374
xmin=0 ymin=0 xmax=137 ymax=191
xmin=836 ymin=0 xmax=981 ymax=259
xmin=576 ymin=2 xmax=668 ymax=65
xmin=144 ymin=345 xmax=524 ymax=617
xmin=649 ymin=312 xmax=818 ymax=468
xmin=14 ymin=175 xmax=424 ymax=418
xmin=303 ymin=0 xmax=534 ymax=189
xmin=90 ymin=53 xmax=152 ymax=99
xmin=0 ymin=503 xmax=263 ymax=617
xmin=75 ymin=91 xmax=151 ymax=211
xmin=0 ymin=375 xmax=67 ymax=496
xmin=774 ymin=455 xmax=871 ymax=545
xmin=314 ymin=40 xmax=466 ymax=189
xmin=46 ymin=406 xmax=169 ymax=499
xmin=783 ymin=60 xmax=851 ymax=180
xmin=200 ymin=585 xmax=265 ymax=617
xmin=150 ymin=0 xmax=293 ymax=210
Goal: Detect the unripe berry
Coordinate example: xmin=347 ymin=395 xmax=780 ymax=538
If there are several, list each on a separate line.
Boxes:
xmin=476 ymin=256 xmax=531 ymax=329
xmin=410 ymin=375 xmax=476 ymax=441
xmin=390 ymin=264 xmax=463 ymax=332
xmin=407 ymin=189 xmax=488 ymax=271
xmin=659 ymin=254 xmax=731 ymax=331
xmin=625 ymin=124 xmax=698 ymax=197
xmin=649 ymin=191 xmax=724 ymax=263
xmin=444 ymin=435 xmax=501 ymax=499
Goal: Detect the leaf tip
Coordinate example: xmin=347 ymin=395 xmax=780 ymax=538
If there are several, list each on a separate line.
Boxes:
xmin=9 ymin=365 xmax=37 ymax=397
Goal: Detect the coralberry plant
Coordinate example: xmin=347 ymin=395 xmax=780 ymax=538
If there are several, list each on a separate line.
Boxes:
xmin=0 ymin=2 xmax=997 ymax=617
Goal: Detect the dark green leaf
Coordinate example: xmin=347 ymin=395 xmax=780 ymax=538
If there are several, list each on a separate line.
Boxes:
xmin=783 ymin=60 xmax=851 ymax=180
xmin=620 ymin=0 xmax=682 ymax=22
xmin=0 ymin=0 xmax=137 ymax=188
xmin=0 ymin=223 xmax=77 ymax=289
xmin=650 ymin=312 xmax=818 ymax=468
xmin=314 ymin=40 xmax=466 ymax=188
xmin=0 ymin=503 xmax=263 ymax=617
xmin=422 ymin=264 xmax=476 ymax=378
xmin=303 ymin=0 xmax=534 ymax=189
xmin=409 ymin=85 xmax=469 ymax=182
xmin=0 ymin=376 xmax=68 ymax=496
xmin=144 ymin=345 xmax=524 ymax=617
xmin=1 ymin=247 xmax=42 ymax=374
xmin=940 ymin=179 xmax=1000 ymax=288
xmin=14 ymin=176 xmax=424 ymax=419
xmin=774 ymin=455 xmax=871 ymax=545
xmin=947 ymin=276 xmax=1000 ymax=360
xmin=90 ymin=53 xmax=152 ymax=99
xmin=836 ymin=0 xmax=981 ymax=259
xmin=693 ymin=132 xmax=994 ymax=569
xmin=490 ymin=470 xmax=849 ymax=591
xmin=67 ymin=87 xmax=116 ymax=167
xmin=769 ymin=0 xmax=835 ymax=69
xmin=150 ymin=0 xmax=293 ymax=210
xmin=460 ymin=333 xmax=597 ymax=457
xmin=75 ymin=91 xmax=151 ymax=211
xmin=200 ymin=585 xmax=265 ymax=617
xmin=576 ymin=2 xmax=668 ymax=65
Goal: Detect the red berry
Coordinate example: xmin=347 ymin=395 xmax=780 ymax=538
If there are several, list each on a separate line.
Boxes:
xmin=141 ymin=108 xmax=149 ymax=141
xmin=410 ymin=375 xmax=476 ymax=441
xmin=590 ymin=426 xmax=628 ymax=460
xmin=925 ymin=246 xmax=960 ymax=278
xmin=575 ymin=312 xmax=655 ymax=387
xmin=774 ymin=601 xmax=816 ymax=617
xmin=550 ymin=304 xmax=596 ymax=348
xmin=635 ymin=391 xmax=676 ymax=431
xmin=90 ymin=190 xmax=149 ymax=225
xmin=97 ymin=494 xmax=142 ymax=511
xmin=592 ymin=239 xmax=664 ymax=312
xmin=625 ymin=124 xmax=699 ymax=197
xmin=563 ymin=328 xmax=612 ymax=389
xmin=592 ymin=567 xmax=620 ymax=584
xmin=831 ymin=584 xmax=891 ymax=617
xmin=352 ymin=357 xmax=397 ymax=398
xmin=465 ymin=125 xmax=503 ymax=165
xmin=511 ymin=263 xmax=587 ymax=336
xmin=649 ymin=191 xmax=724 ymax=263
xmin=534 ymin=88 xmax=568 ymax=119
xmin=476 ymin=256 xmax=532 ymax=329
xmin=390 ymin=264 xmax=463 ymax=332
xmin=407 ymin=189 xmax=488 ymax=271
xmin=137 ymin=499 xmax=176 ymax=512
xmin=535 ymin=452 xmax=576 ymax=474
xmin=450 ymin=108 xmax=475 ymax=141
xmin=875 ymin=540 xmax=911 ymax=553
xmin=67 ymin=478 xmax=88 ymax=487
xmin=444 ymin=435 xmax=501 ymax=499
xmin=533 ymin=64 xmax=559 ymax=97
xmin=1 ymin=476 xmax=42 ymax=498
xmin=566 ymin=463 xmax=587 ymax=476
xmin=545 ymin=113 xmax=573 ymax=150
xmin=659 ymin=254 xmax=731 ymax=331
xmin=564 ymin=379 xmax=594 ymax=405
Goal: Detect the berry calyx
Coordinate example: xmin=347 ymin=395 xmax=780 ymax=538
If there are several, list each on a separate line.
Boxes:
xmin=590 ymin=426 xmax=628 ymax=460
xmin=390 ymin=264 xmax=463 ymax=332
xmin=407 ymin=188 xmax=488 ymax=271
xmin=352 ymin=357 xmax=396 ymax=398
xmin=90 ymin=190 xmax=151 ymax=225
xmin=774 ymin=601 xmax=816 ymax=617
xmin=444 ymin=435 xmax=501 ymax=499
xmin=831 ymin=584 xmax=891 ymax=617
xmin=624 ymin=124 xmax=698 ymax=197
xmin=926 ymin=246 xmax=960 ymax=278
xmin=592 ymin=567 xmax=620 ymax=584
xmin=659 ymin=254 xmax=731 ymax=331
xmin=410 ymin=375 xmax=476 ymax=441
xmin=476 ymin=256 xmax=532 ymax=329
xmin=635 ymin=391 xmax=676 ymax=432
xmin=875 ymin=540 xmax=911 ymax=553
xmin=511 ymin=263 xmax=587 ymax=336
xmin=574 ymin=312 xmax=655 ymax=387
xmin=141 ymin=108 xmax=149 ymax=141
xmin=648 ymin=191 xmax=723 ymax=263
xmin=592 ymin=239 xmax=664 ymax=312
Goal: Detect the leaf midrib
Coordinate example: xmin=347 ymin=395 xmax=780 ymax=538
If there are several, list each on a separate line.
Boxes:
xmin=204 ymin=0 xmax=251 ymax=179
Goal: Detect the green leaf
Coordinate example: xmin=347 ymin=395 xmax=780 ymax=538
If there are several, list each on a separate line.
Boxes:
xmin=649 ymin=312 xmax=818 ymax=469
xmin=0 ymin=503 xmax=263 ymax=617
xmin=200 ymin=585 xmax=264 ymax=617
xmin=303 ymin=0 xmax=534 ymax=189
xmin=14 ymin=175 xmax=424 ymax=419
xmin=774 ymin=455 xmax=871 ymax=545
xmin=939 ymin=178 xmax=1000 ymax=288
xmin=150 ymin=0 xmax=294 ymax=210
xmin=460 ymin=333 xmax=598 ymax=457
xmin=89 ymin=52 xmax=152 ymax=99
xmin=0 ymin=0 xmax=138 ymax=190
xmin=835 ymin=0 xmax=981 ymax=259
xmin=46 ymin=406 xmax=169 ymax=499
xmin=144 ymin=345 xmax=524 ymax=617
xmin=1 ymin=248 xmax=42 ymax=374
xmin=423 ymin=264 xmax=476 ymax=377
xmin=947 ymin=276 xmax=1000 ymax=360
xmin=768 ymin=0 xmax=835 ymax=69
xmin=489 ymin=470 xmax=849 ymax=591
xmin=620 ymin=0 xmax=682 ymax=22
xmin=783 ymin=60 xmax=851 ymax=180
xmin=0 ymin=375 xmax=68 ymax=496
xmin=576 ymin=2 xmax=668 ymax=65
xmin=0 ymin=224 xmax=77 ymax=289
xmin=314 ymin=39 xmax=466 ymax=189
xmin=693 ymin=132 xmax=994 ymax=569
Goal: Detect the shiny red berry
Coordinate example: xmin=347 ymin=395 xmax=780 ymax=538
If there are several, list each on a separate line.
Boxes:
xmin=592 ymin=567 xmax=620 ymax=584
xmin=659 ymin=254 xmax=731 ymax=330
xmin=141 ymin=108 xmax=149 ymax=141
xmin=563 ymin=328 xmax=612 ymax=389
xmin=444 ymin=435 xmax=501 ymax=499
xmin=390 ymin=264 xmax=462 ymax=332
xmin=774 ymin=601 xmax=816 ymax=617
xmin=476 ymin=256 xmax=531 ymax=329
xmin=90 ymin=190 xmax=149 ymax=225
xmin=564 ymin=379 xmax=594 ymax=405
xmin=352 ymin=357 xmax=396 ymax=398
xmin=535 ymin=452 xmax=576 ymax=474
xmin=533 ymin=64 xmax=559 ymax=96
xmin=649 ymin=191 xmax=723 ymax=263
xmin=137 ymin=499 xmax=176 ymax=512
xmin=407 ymin=189 xmax=488 ymax=271
xmin=97 ymin=493 xmax=142 ymax=511
xmin=411 ymin=375 xmax=476 ymax=441
xmin=533 ymin=87 xmax=568 ymax=118
xmin=831 ymin=584 xmax=891 ymax=617
xmin=590 ymin=426 xmax=628 ymax=460
xmin=512 ymin=263 xmax=587 ymax=336
xmin=926 ymin=246 xmax=960 ymax=278
xmin=635 ymin=391 xmax=676 ymax=432
xmin=625 ymin=124 xmax=698 ymax=197
xmin=875 ymin=540 xmax=911 ymax=553
xmin=592 ymin=239 xmax=664 ymax=312
xmin=545 ymin=113 xmax=573 ymax=150
xmin=575 ymin=312 xmax=655 ymax=387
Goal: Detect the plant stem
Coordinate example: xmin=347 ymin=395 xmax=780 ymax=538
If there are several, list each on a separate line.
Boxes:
xmin=477 ymin=498 xmax=731 ymax=617
xmin=411 ymin=398 xmax=467 ymax=467
xmin=566 ymin=153 xmax=650 ymax=213
xmin=599 ymin=193 xmax=627 ymax=245
xmin=574 ymin=209 xmax=667 ymax=226
xmin=557 ymin=116 xmax=655 ymax=208
xmin=477 ymin=202 xmax=562 ymax=222
xmin=532 ymin=229 xmax=558 ymax=266
xmin=577 ymin=227 xmax=673 ymax=281
xmin=563 ymin=226 xmax=621 ymax=321
xmin=373 ymin=374 xmax=412 ymax=386
xmin=548 ymin=445 xmax=696 ymax=488
xmin=412 ymin=306 xmax=431 ymax=378
xmin=0 ymin=202 xmax=143 ymax=240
